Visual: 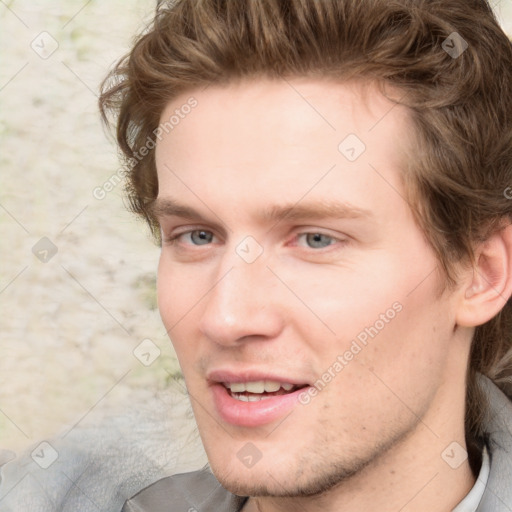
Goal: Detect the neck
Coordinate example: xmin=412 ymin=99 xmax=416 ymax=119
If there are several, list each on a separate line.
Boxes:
xmin=245 ymin=439 xmax=475 ymax=512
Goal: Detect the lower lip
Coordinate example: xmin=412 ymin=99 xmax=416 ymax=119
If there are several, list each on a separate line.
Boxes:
xmin=211 ymin=383 xmax=309 ymax=427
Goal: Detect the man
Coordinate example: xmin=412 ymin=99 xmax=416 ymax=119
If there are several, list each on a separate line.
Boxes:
xmin=99 ymin=0 xmax=512 ymax=510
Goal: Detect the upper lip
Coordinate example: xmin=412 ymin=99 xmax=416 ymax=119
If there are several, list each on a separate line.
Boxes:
xmin=207 ymin=368 xmax=311 ymax=386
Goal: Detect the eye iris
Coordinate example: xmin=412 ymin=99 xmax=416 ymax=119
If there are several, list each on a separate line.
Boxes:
xmin=191 ymin=230 xmax=213 ymax=245
xmin=306 ymin=233 xmax=332 ymax=248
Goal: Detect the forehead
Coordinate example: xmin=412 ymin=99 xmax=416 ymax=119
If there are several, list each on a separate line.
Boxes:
xmin=154 ymin=78 xmax=413 ymax=219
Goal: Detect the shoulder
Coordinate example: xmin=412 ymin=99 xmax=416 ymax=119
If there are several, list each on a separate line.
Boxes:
xmin=122 ymin=467 xmax=247 ymax=512
xmin=478 ymin=374 xmax=512 ymax=511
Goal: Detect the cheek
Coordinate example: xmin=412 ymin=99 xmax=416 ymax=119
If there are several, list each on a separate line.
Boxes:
xmin=282 ymin=251 xmax=449 ymax=364
xmin=157 ymin=257 xmax=176 ymax=324
xmin=333 ymin=267 xmax=454 ymax=406
xmin=157 ymin=256 xmax=201 ymax=320
xmin=274 ymin=257 xmax=402 ymax=338
xmin=156 ymin=258 xmax=203 ymax=358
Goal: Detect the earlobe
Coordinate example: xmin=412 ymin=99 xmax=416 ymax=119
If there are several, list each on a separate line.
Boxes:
xmin=456 ymin=223 xmax=512 ymax=328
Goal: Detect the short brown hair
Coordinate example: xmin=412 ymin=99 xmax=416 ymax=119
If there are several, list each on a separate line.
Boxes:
xmin=99 ymin=0 xmax=512 ymax=443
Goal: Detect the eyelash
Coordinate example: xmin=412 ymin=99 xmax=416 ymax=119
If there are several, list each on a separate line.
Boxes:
xmin=294 ymin=233 xmax=340 ymax=249
xmin=163 ymin=228 xmax=347 ymax=251
xmin=164 ymin=230 xmax=217 ymax=246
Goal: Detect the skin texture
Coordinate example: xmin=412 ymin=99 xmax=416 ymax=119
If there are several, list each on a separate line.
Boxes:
xmin=154 ymin=78 xmax=482 ymax=512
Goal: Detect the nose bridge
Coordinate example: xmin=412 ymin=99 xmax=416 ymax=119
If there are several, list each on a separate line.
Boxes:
xmin=198 ymin=244 xmax=283 ymax=344
xmin=208 ymin=252 xmax=269 ymax=319
xmin=212 ymin=235 xmax=270 ymax=304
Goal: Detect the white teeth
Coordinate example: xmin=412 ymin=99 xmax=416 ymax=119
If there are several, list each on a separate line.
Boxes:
xmin=229 ymin=382 xmax=246 ymax=393
xmin=232 ymin=393 xmax=274 ymax=402
xmin=224 ymin=380 xmax=297 ymax=393
xmin=264 ymin=380 xmax=281 ymax=392
xmin=245 ymin=381 xmax=265 ymax=393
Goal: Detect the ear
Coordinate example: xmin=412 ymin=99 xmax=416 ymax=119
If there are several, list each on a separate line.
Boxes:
xmin=456 ymin=223 xmax=512 ymax=327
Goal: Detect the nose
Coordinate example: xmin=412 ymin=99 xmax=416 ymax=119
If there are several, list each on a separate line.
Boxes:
xmin=198 ymin=256 xmax=285 ymax=347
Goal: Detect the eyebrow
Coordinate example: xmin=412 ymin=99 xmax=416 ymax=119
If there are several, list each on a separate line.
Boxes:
xmin=150 ymin=198 xmax=210 ymax=221
xmin=149 ymin=197 xmax=373 ymax=225
xmin=261 ymin=201 xmax=373 ymax=223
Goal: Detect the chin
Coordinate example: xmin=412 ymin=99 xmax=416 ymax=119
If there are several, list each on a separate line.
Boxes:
xmin=209 ymin=457 xmax=364 ymax=499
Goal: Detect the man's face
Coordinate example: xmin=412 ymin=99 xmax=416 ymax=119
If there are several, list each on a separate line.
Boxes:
xmin=154 ymin=79 xmax=465 ymax=497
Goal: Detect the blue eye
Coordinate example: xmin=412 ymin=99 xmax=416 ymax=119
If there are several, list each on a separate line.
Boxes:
xmin=188 ymin=230 xmax=214 ymax=245
xmin=300 ymin=233 xmax=337 ymax=249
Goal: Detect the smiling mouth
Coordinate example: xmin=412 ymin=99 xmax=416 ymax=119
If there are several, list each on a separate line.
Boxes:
xmin=222 ymin=380 xmax=307 ymax=402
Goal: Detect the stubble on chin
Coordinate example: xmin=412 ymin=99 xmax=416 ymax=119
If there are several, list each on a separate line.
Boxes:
xmin=210 ymin=418 xmax=421 ymax=500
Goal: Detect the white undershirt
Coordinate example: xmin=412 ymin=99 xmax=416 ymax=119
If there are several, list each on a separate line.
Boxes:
xmin=452 ymin=446 xmax=490 ymax=512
